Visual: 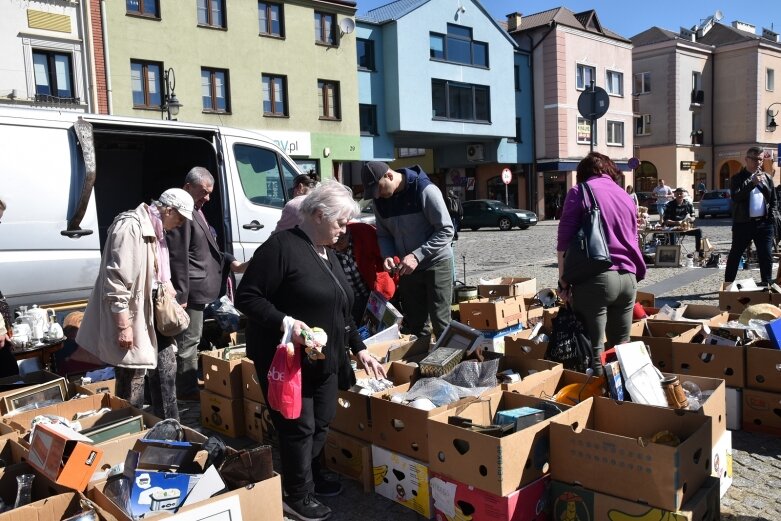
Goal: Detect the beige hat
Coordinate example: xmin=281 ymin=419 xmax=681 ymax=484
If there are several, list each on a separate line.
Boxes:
xmin=158 ymin=188 xmax=194 ymax=220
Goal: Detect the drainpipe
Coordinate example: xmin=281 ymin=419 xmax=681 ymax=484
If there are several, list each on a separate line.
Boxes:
xmin=100 ymin=0 xmax=113 ymax=114
xmin=81 ymin=0 xmax=98 ymax=112
xmin=522 ymin=21 xmax=556 ymax=212
xmin=710 ymin=46 xmax=715 ymax=188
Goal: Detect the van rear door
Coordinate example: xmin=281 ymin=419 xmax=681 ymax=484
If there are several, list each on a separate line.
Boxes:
xmin=222 ymin=136 xmax=300 ymax=261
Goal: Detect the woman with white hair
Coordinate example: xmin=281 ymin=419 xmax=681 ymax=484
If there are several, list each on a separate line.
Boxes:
xmin=236 ymin=180 xmax=386 ymax=521
xmin=77 ymin=188 xmax=194 ymax=421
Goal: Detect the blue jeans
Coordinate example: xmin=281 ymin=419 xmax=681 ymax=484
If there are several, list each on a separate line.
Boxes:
xmin=656 ymin=203 xmax=667 ymax=217
xmin=725 ymin=218 xmax=775 ymax=283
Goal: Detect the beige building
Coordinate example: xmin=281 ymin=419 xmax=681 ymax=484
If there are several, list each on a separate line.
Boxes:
xmin=632 ymin=17 xmax=781 ymax=194
xmin=509 ymin=8 xmax=635 ymax=219
xmin=86 ymin=0 xmax=360 ymax=179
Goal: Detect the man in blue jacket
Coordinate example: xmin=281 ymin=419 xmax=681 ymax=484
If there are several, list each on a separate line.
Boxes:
xmin=362 ymin=161 xmax=454 ymax=341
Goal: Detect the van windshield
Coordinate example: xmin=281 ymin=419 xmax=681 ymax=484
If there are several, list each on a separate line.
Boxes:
xmin=234 ymin=144 xmax=298 ymax=208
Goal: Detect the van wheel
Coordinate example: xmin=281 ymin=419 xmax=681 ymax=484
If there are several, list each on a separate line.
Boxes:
xmin=498 ymin=217 xmax=512 ymax=231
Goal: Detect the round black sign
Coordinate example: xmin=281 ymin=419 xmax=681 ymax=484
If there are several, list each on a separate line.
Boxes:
xmin=577 ymin=86 xmax=610 ymax=120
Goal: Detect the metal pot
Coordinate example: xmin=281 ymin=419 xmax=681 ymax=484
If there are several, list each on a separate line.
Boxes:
xmin=455 ymin=285 xmax=478 ymax=302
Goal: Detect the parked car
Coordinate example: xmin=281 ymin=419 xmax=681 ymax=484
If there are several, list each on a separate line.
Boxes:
xmin=461 ymin=200 xmax=538 ymax=231
xmin=636 ymin=192 xmax=658 ymax=214
xmin=698 ymin=189 xmax=732 ymax=218
xmin=357 ymin=200 xmax=375 ymax=225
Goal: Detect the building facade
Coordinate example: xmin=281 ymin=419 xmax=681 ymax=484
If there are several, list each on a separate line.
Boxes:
xmin=355 ymin=0 xmax=534 ymax=208
xmin=510 ymin=8 xmax=635 ymax=219
xmin=85 ymin=0 xmax=360 ymax=179
xmin=632 ymin=16 xmax=781 ymax=193
xmin=0 ymin=0 xmax=92 ymax=112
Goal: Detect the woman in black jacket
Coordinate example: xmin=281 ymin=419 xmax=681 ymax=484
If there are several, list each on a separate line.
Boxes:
xmin=236 ymin=180 xmax=385 ymax=521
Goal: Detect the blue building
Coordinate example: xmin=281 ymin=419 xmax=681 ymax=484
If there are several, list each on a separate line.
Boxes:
xmin=351 ymin=0 xmax=535 ymax=209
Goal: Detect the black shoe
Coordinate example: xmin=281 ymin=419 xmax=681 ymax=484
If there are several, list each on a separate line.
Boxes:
xmin=283 ymin=494 xmax=332 ymax=521
xmin=314 ymin=477 xmax=343 ymax=497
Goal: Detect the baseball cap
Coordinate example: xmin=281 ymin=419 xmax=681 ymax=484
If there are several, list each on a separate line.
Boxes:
xmin=158 ymin=188 xmax=194 ymax=220
xmin=293 ymin=174 xmax=316 ymax=188
xmin=361 ymin=161 xmax=390 ymax=200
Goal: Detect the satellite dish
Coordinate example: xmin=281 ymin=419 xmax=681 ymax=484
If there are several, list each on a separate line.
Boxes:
xmin=339 ymin=17 xmax=355 ymax=35
xmin=714 ymin=10 xmax=723 ymax=21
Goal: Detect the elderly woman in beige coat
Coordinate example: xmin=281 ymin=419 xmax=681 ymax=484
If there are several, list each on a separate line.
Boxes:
xmin=77 ymin=188 xmax=194 ymax=420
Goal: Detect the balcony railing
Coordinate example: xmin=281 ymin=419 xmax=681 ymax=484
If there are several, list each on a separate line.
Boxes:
xmin=34 ymin=94 xmax=81 ymax=105
xmin=690 ymin=90 xmax=705 ymax=105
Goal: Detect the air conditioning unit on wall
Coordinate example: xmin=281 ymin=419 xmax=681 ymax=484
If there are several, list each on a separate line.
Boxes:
xmin=466 ymin=144 xmax=484 ymax=162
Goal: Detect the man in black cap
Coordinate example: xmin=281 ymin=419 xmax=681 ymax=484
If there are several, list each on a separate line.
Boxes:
xmin=274 ymin=173 xmax=317 ymax=233
xmin=362 ymin=161 xmax=454 ymax=341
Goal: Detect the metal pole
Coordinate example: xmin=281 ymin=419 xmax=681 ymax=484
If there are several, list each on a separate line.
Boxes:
xmin=505 ymin=183 xmax=509 ymax=205
xmin=589 ymin=80 xmax=595 ymax=153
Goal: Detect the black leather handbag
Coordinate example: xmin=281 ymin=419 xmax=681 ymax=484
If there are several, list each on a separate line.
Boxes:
xmin=562 ymin=182 xmax=613 ymax=284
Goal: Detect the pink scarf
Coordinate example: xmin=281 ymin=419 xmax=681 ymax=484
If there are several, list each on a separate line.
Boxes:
xmin=146 ymin=204 xmax=171 ymax=283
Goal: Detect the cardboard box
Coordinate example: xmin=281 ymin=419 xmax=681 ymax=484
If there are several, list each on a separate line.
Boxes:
xmin=202 ymin=347 xmax=245 ymax=399
xmin=746 ymin=340 xmax=781 ymax=392
xmin=636 ymin=291 xmax=656 ymax=308
xmin=649 ymin=304 xmax=730 ymax=326
xmin=459 ymin=297 xmax=526 ymax=331
xmin=496 ymin=356 xmax=561 ymax=392
xmin=372 ymin=445 xmax=433 ymax=518
xmin=240 ymin=358 xmax=264 ymax=403
xmin=742 ymin=388 xmax=781 ymax=435
xmin=243 ymin=399 xmax=277 ymax=445
xmin=75 ymin=379 xmax=116 ymax=395
xmin=430 ymin=473 xmax=549 ymax=521
xmin=549 ymin=397 xmax=712 ymax=511
xmin=91 ymin=472 xmax=283 ymax=521
xmin=478 ymin=277 xmax=536 ymax=298
xmin=671 ymin=340 xmax=745 ymax=388
xmin=523 ymin=300 xmax=558 ymax=331
xmin=28 ymin=422 xmax=103 ymax=491
xmin=332 ymin=362 xmax=416 ymax=442
xmin=516 ymin=367 xmax=593 ymax=401
xmin=363 ymin=334 xmax=431 ymax=363
xmin=199 ymin=390 xmax=245 ymax=438
xmin=629 ymin=320 xmax=701 ymax=371
xmin=503 ymin=329 xmax=548 ymax=360
xmin=0 ymin=491 xmax=116 ymax=521
xmin=371 ymin=383 xmax=492 ymax=462
xmin=324 ymin=429 xmax=373 ymax=492
xmin=718 ymin=282 xmax=771 ymax=312
xmin=0 ymin=372 xmax=70 ymax=415
xmin=427 ymin=391 xmax=580 ymax=497
xmin=549 ymin=477 xmax=719 ymax=521
xmin=726 ymin=387 xmax=742 ymax=431
xmin=711 ymin=429 xmax=733 ymax=498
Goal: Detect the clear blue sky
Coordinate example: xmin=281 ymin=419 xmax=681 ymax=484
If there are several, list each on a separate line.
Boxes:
xmin=356 ymin=1 xmax=780 ymax=40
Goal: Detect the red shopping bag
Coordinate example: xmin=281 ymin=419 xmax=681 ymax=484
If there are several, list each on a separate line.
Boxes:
xmin=267 ymin=344 xmax=302 ymax=419
xmin=267 ymin=317 xmax=302 ymax=419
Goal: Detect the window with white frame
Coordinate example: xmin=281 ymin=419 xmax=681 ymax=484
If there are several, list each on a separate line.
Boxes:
xmin=635 ymin=114 xmax=651 ymax=135
xmin=767 ymin=68 xmax=775 ymax=91
xmin=607 ymin=121 xmax=624 ymax=146
xmin=577 ymin=117 xmax=596 ymax=144
xmin=634 ymin=72 xmax=651 ymax=94
xmin=576 ymin=64 xmax=596 ymax=90
xmin=398 ymin=148 xmax=425 ymax=157
xmin=606 ymin=70 xmax=623 ymax=96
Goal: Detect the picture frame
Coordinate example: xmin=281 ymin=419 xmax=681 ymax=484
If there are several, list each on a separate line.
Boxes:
xmin=81 ymin=414 xmax=145 ymax=444
xmin=434 ymin=320 xmax=483 ymax=355
xmin=655 ymin=245 xmax=682 ymax=267
xmin=1 ymin=377 xmax=68 ymax=414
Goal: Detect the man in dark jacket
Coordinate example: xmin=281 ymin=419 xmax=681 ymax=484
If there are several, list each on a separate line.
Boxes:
xmin=725 ymin=147 xmax=777 ymax=285
xmin=167 ymin=167 xmax=245 ymax=400
xmin=662 ymin=188 xmax=703 ymax=253
xmin=446 ymin=189 xmax=463 ymax=240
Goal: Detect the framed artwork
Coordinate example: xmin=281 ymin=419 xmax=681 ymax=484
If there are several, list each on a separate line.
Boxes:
xmin=1 ymin=378 xmax=68 ymax=414
xmin=435 ymin=321 xmax=482 ymax=354
xmin=655 ymin=245 xmax=681 ymax=267
xmin=81 ymin=415 xmax=145 ymax=444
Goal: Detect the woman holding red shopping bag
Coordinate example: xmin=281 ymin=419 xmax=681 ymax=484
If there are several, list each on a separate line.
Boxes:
xmin=236 ymin=180 xmax=385 ymax=521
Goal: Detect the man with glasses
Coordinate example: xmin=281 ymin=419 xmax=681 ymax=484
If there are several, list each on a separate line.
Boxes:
xmin=725 ymin=147 xmax=776 ymax=286
xmin=663 ymin=188 xmax=703 ymax=254
xmin=273 ymin=173 xmax=317 ymax=233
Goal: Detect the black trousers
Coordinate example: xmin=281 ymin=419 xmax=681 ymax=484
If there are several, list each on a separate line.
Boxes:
xmin=258 ymin=368 xmax=337 ymax=501
xmin=725 ymin=219 xmax=775 ymax=283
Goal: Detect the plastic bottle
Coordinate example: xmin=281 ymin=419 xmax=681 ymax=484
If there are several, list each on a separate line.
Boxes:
xmin=14 ymin=474 xmax=34 ymax=509
xmin=682 ymin=381 xmax=703 ymax=411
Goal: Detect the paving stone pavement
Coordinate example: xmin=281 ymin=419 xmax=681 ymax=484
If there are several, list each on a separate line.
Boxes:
xmin=176 ymin=215 xmax=780 ymax=520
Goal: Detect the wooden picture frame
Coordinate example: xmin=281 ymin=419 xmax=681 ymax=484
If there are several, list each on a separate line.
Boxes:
xmin=1 ymin=378 xmax=68 ymax=414
xmin=655 ymin=245 xmax=681 ymax=267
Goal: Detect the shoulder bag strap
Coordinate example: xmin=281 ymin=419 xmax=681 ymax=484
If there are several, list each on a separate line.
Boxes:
xmin=581 ymin=181 xmax=600 ymax=210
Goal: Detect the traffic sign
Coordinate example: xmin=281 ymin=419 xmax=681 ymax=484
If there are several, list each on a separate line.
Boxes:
xmin=501 ymin=168 xmax=512 ymax=185
xmin=577 ymin=86 xmax=610 ymax=120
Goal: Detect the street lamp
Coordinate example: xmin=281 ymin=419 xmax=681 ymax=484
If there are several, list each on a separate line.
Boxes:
xmin=766 ymin=102 xmax=781 ymax=131
xmin=162 ymin=68 xmax=182 ymax=121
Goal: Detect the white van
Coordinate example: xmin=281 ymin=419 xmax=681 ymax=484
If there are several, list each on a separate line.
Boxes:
xmin=0 ymin=107 xmax=302 ymax=308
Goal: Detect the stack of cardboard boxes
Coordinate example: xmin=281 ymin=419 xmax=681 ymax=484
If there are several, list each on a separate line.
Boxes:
xmin=199 ymin=347 xmax=246 ymax=438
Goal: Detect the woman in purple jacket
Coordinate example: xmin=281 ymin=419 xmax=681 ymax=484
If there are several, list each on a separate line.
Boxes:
xmin=557 ymin=152 xmax=646 ymax=375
